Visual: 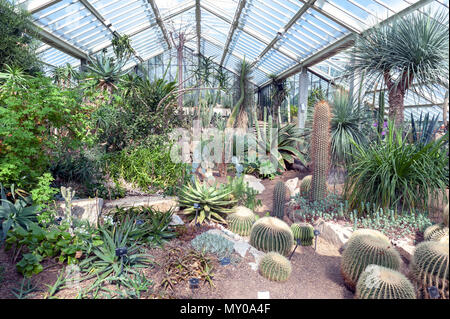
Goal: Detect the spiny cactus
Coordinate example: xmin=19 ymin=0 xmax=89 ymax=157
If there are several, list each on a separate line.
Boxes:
xmin=61 ymin=186 xmax=75 ymax=228
xmin=443 ymin=204 xmax=449 ymax=227
xmin=299 ymin=175 xmax=312 ymax=197
xmin=272 ymin=181 xmax=286 ymax=219
xmin=227 ymin=206 xmax=256 ymax=236
xmin=341 ymin=234 xmax=401 ymax=291
xmin=250 ymin=216 xmax=294 ymax=256
xmin=424 ymin=224 xmax=449 ymax=242
xmin=258 ymin=252 xmax=292 ymax=282
xmin=291 ymin=223 xmax=314 ymax=246
xmin=355 ymin=265 xmax=416 ymax=299
xmin=309 ymin=101 xmax=331 ymax=202
xmin=342 ymin=229 xmax=390 ymax=252
xmin=410 ymin=240 xmax=449 ymax=299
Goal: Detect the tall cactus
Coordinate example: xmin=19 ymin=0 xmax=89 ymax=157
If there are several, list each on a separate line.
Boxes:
xmin=272 ymin=181 xmax=286 ymax=219
xmin=61 ymin=186 xmax=75 ymax=228
xmin=309 ymin=100 xmax=331 ymax=202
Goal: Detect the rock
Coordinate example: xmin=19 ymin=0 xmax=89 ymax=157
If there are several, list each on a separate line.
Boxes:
xmin=285 ymin=177 xmax=299 ymax=196
xmin=392 ymin=239 xmax=415 ymax=262
xmin=313 ymin=219 xmax=353 ymax=248
xmin=57 ymin=198 xmax=103 ymax=227
xmin=103 ymin=196 xmax=178 ymax=213
xmin=243 ymin=175 xmax=265 ymax=194
xmin=169 ymin=214 xmax=184 ymax=226
xmin=234 ymin=241 xmax=251 ymax=258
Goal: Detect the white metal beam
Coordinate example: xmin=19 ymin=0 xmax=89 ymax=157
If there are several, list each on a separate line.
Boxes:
xmin=147 ymin=0 xmax=172 ymax=49
xmin=26 ymin=0 xmax=62 ymax=14
xmin=219 ymin=0 xmax=246 ymax=66
xmin=195 ymin=0 xmax=201 ymax=55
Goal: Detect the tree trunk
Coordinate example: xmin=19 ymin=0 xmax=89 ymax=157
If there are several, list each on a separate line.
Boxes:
xmin=177 ymin=45 xmax=184 ymax=113
xmin=387 ymin=88 xmax=405 ymax=128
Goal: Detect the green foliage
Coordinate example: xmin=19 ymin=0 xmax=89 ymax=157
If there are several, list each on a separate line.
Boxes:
xmin=222 ymin=175 xmax=261 ymax=211
xmin=341 ymin=234 xmax=401 ymax=291
xmin=345 ymin=121 xmax=449 ymax=211
xmin=258 ymin=252 xmax=292 ymax=282
xmin=178 ymin=177 xmax=237 ymax=224
xmin=30 ymin=173 xmax=58 ymax=209
xmin=105 ymin=144 xmax=190 ymax=195
xmin=355 ymin=265 xmax=416 ymax=299
xmin=310 ymin=100 xmax=331 ymax=202
xmin=0 ymin=0 xmax=40 ymax=73
xmin=191 ymin=232 xmax=234 ymax=259
xmin=11 ymin=278 xmax=37 ymax=299
xmin=249 ymin=216 xmax=294 ymax=256
xmin=272 ymin=181 xmax=286 ymax=219
xmin=226 ymin=206 xmax=256 ymax=236
xmin=291 ymin=222 xmax=314 ymax=246
xmin=0 ymin=73 xmax=90 ymax=188
xmin=410 ymin=240 xmax=449 ymax=299
xmin=410 ymin=112 xmax=440 ymax=147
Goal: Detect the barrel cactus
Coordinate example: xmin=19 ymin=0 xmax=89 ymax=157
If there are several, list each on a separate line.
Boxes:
xmin=355 ymin=265 xmax=416 ymax=299
xmin=272 ymin=181 xmax=286 ymax=219
xmin=291 ymin=223 xmax=314 ymax=246
xmin=226 ymin=206 xmax=256 ymax=236
xmin=410 ymin=241 xmax=449 ymax=299
xmin=258 ymin=252 xmax=292 ymax=282
xmin=299 ymin=175 xmax=312 ymax=197
xmin=250 ymin=216 xmax=294 ymax=256
xmin=343 ymin=229 xmax=390 ymax=252
xmin=341 ymin=234 xmax=401 ymax=291
xmin=309 ymin=101 xmax=331 ymax=202
xmin=424 ymin=224 xmax=449 ymax=242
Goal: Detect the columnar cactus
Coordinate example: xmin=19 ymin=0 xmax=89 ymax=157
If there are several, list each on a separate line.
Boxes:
xmin=309 ymin=101 xmax=331 ymax=202
xmin=410 ymin=241 xmax=449 ymax=299
xmin=258 ymin=252 xmax=292 ymax=282
xmin=341 ymin=234 xmax=401 ymax=291
xmin=443 ymin=204 xmax=449 ymax=227
xmin=61 ymin=186 xmax=75 ymax=228
xmin=355 ymin=265 xmax=416 ymax=299
xmin=227 ymin=206 xmax=256 ymax=236
xmin=299 ymin=175 xmax=312 ymax=197
xmin=291 ymin=222 xmax=314 ymax=246
xmin=424 ymin=224 xmax=449 ymax=242
xmin=250 ymin=216 xmax=294 ymax=256
xmin=272 ymin=181 xmax=286 ymax=219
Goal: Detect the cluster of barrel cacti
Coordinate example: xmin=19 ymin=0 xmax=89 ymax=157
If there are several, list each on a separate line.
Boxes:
xmin=249 ymin=216 xmax=294 ymax=256
xmin=309 ymin=101 xmax=331 ymax=202
xmin=258 ymin=252 xmax=292 ymax=282
xmin=341 ymin=231 xmax=401 ymax=291
xmin=291 ymin=222 xmax=314 ymax=246
xmin=271 ymin=181 xmax=286 ymax=219
xmin=226 ymin=206 xmax=257 ymax=236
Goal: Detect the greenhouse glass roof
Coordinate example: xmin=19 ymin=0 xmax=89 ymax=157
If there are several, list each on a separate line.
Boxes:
xmin=11 ymin=0 xmax=450 ymax=116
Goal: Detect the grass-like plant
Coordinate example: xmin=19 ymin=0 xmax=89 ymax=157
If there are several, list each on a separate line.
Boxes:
xmin=345 ymin=121 xmax=448 ymax=211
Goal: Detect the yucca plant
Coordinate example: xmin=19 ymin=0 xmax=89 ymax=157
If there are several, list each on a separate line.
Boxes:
xmin=345 ymin=9 xmax=449 ymax=126
xmin=410 ymin=111 xmax=440 ymax=147
xmin=227 ymin=58 xmax=253 ymax=128
xmin=345 ymin=121 xmax=449 ymax=211
xmin=178 ymin=177 xmax=237 ymax=224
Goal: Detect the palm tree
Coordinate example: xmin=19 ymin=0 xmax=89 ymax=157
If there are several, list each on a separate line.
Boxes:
xmin=346 ymin=9 xmax=449 ymax=127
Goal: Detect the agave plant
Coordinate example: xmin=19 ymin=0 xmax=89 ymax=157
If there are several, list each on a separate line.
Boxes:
xmin=84 ymin=53 xmax=129 ymax=93
xmin=410 ymin=111 xmax=440 ymax=147
xmin=178 ymin=177 xmax=237 ymax=224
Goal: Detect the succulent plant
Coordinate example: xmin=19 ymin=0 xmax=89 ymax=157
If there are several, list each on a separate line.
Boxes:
xmin=226 ymin=206 xmax=256 ymax=236
xmin=291 ymin=222 xmax=314 ymax=246
xmin=310 ymin=101 xmax=331 ymax=202
xmin=410 ymin=240 xmax=449 ymax=299
xmin=299 ymin=175 xmax=312 ymax=197
xmin=258 ymin=252 xmax=292 ymax=282
xmin=424 ymin=224 xmax=449 ymax=242
xmin=178 ymin=177 xmax=237 ymax=224
xmin=343 ymin=228 xmax=391 ymax=251
xmin=250 ymin=216 xmax=294 ymax=256
xmin=355 ymin=264 xmax=416 ymax=299
xmin=341 ymin=234 xmax=401 ymax=291
xmin=443 ymin=204 xmax=449 ymax=227
xmin=191 ymin=231 xmax=234 ymax=259
xmin=271 ymin=181 xmax=286 ymax=219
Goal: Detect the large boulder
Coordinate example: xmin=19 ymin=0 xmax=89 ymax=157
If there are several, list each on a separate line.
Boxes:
xmin=103 ymin=196 xmax=178 ymax=213
xmin=57 ymin=198 xmax=104 ymax=227
xmin=313 ymin=218 xmax=353 ymax=248
xmin=243 ymin=175 xmax=265 ymax=194
xmin=285 ymin=177 xmax=299 ymax=197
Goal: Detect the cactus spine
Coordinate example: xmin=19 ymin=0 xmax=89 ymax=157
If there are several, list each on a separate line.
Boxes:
xmin=299 ymin=175 xmax=312 ymax=197
xmin=258 ymin=252 xmax=292 ymax=282
xmin=309 ymin=101 xmax=331 ymax=202
xmin=410 ymin=241 xmax=449 ymax=299
xmin=355 ymin=265 xmax=416 ymax=299
xmin=250 ymin=216 xmax=294 ymax=256
xmin=227 ymin=206 xmax=256 ymax=236
xmin=424 ymin=224 xmax=449 ymax=242
xmin=291 ymin=223 xmax=314 ymax=246
xmin=341 ymin=234 xmax=401 ymax=291
xmin=272 ymin=181 xmax=286 ymax=219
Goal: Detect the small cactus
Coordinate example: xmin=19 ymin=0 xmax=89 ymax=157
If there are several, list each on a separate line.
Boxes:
xmin=355 ymin=265 xmax=416 ymax=299
xmin=410 ymin=240 xmax=449 ymax=299
xmin=227 ymin=206 xmax=256 ymax=236
xmin=309 ymin=101 xmax=331 ymax=202
xmin=424 ymin=224 xmax=449 ymax=242
xmin=272 ymin=181 xmax=286 ymax=219
xmin=258 ymin=252 xmax=292 ymax=282
xmin=291 ymin=223 xmax=314 ymax=246
xmin=299 ymin=175 xmax=312 ymax=197
xmin=341 ymin=234 xmax=401 ymax=291
xmin=250 ymin=216 xmax=294 ymax=256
